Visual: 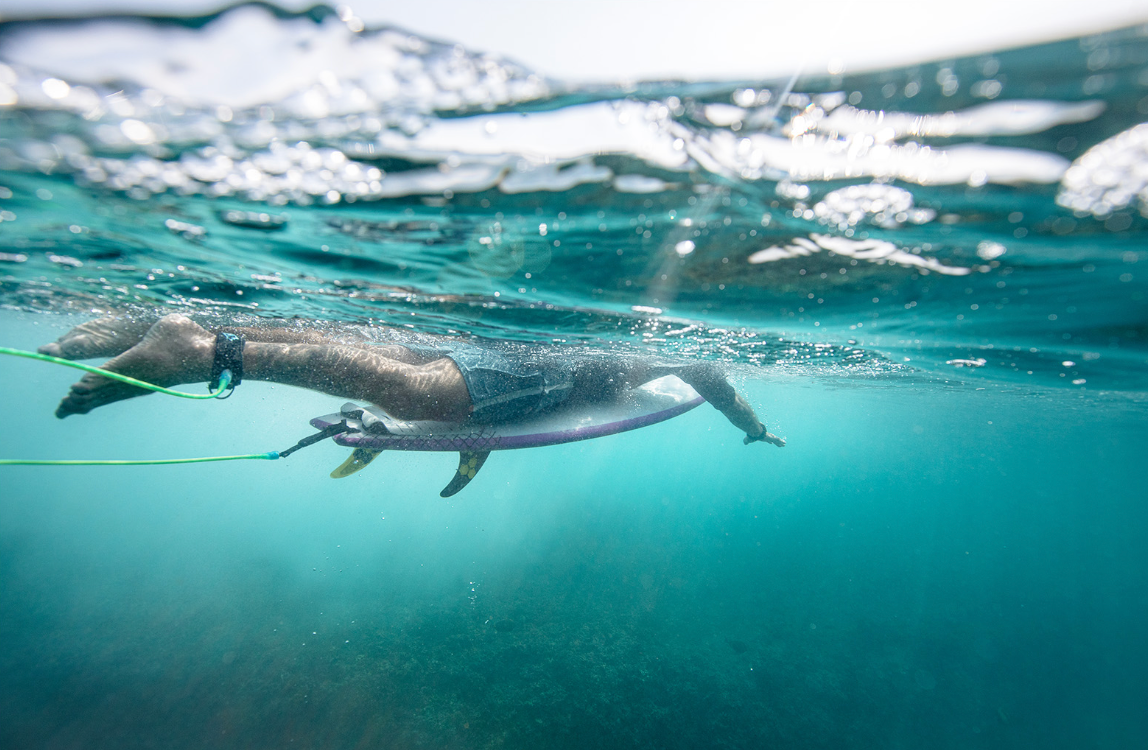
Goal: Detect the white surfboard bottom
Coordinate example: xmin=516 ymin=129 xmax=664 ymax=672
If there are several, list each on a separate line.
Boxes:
xmin=311 ymin=375 xmax=704 ymax=452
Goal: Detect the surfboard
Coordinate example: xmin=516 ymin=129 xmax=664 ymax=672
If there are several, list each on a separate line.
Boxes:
xmin=308 ymin=375 xmax=704 ymax=496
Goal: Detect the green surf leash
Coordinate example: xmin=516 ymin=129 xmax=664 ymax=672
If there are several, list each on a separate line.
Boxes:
xmin=0 ymin=453 xmax=279 ymax=466
xmin=0 ymin=344 xmax=285 ymax=466
xmin=0 ymin=344 xmax=351 ymax=467
xmin=0 ymin=422 xmax=354 ymax=465
xmin=0 ymin=346 xmax=232 ymax=399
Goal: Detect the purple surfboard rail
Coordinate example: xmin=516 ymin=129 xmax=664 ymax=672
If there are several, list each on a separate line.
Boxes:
xmin=309 ymin=377 xmax=705 ymax=453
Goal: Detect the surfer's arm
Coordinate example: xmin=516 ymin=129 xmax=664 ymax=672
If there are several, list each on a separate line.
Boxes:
xmin=672 ymin=365 xmax=784 ymax=447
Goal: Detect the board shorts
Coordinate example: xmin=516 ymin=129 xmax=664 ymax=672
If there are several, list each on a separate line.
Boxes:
xmin=409 ymin=341 xmax=579 ymax=424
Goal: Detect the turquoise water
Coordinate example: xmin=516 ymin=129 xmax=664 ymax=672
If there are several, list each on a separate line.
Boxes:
xmin=2 ymin=5 xmax=1148 ymax=748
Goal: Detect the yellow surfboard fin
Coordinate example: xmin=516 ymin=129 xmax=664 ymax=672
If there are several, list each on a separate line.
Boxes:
xmin=330 ymin=448 xmax=382 ymax=478
xmin=440 ymin=451 xmax=490 ymax=497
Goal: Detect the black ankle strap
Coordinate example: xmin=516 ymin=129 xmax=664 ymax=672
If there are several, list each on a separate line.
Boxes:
xmin=209 ymin=331 xmax=245 ymax=393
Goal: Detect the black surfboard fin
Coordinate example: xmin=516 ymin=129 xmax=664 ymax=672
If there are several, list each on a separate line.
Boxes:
xmin=331 ymin=448 xmax=383 ymax=478
xmin=440 ymin=451 xmax=490 ymax=497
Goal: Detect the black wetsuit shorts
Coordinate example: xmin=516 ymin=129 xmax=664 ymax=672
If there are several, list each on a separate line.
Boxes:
xmin=419 ymin=342 xmax=579 ymax=424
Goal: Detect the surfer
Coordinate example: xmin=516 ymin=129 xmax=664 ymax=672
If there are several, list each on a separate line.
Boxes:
xmin=41 ymin=313 xmax=785 ymax=446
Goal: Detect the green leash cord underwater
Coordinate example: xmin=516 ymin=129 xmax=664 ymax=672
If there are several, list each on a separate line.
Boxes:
xmin=0 ymin=454 xmax=279 ymax=466
xmin=0 ymin=346 xmax=234 ymax=399
xmin=0 ymin=345 xmax=282 ymax=467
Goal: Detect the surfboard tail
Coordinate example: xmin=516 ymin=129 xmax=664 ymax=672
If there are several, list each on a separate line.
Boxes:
xmin=440 ymin=451 xmax=490 ymax=497
xmin=330 ymin=448 xmax=383 ymax=478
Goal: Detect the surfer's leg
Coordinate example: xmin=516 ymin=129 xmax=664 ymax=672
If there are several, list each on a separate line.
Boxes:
xmin=37 ymin=313 xmax=327 ymax=360
xmin=626 ymin=362 xmax=784 ymax=446
xmin=218 ymin=326 xmax=429 ymax=364
xmin=42 ymin=315 xmax=427 ymax=364
xmin=53 ymin=314 xmax=472 ymax=421
xmin=243 ymin=339 xmax=470 ymax=421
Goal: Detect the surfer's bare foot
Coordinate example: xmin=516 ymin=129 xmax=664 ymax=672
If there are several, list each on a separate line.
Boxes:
xmin=39 ymin=314 xmax=158 ymax=360
xmin=55 ymin=314 xmax=214 ymax=418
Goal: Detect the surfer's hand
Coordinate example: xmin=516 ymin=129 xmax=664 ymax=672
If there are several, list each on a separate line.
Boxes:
xmin=744 ymin=427 xmax=785 ymax=447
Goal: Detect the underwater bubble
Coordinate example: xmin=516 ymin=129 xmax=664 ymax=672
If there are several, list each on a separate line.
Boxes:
xmin=977 ymin=241 xmax=1007 ymax=260
xmin=220 ymin=209 xmax=288 ymax=230
xmin=813 ymin=183 xmax=935 ymax=229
